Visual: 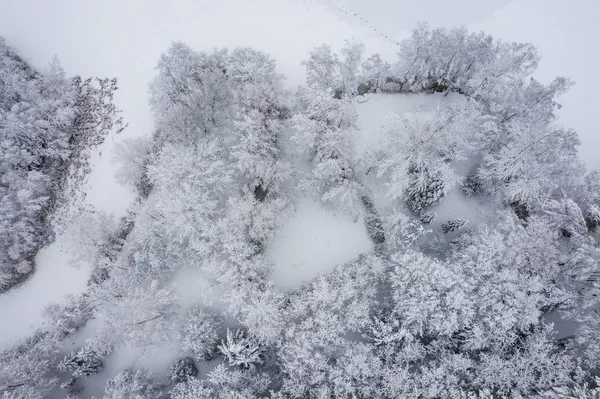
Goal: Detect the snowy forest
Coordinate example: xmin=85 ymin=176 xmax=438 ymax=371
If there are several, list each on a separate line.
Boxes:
xmin=2 ymin=23 xmax=600 ymax=398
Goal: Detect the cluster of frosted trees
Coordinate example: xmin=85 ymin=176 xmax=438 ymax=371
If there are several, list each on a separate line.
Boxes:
xmin=3 ymin=24 xmax=600 ymax=398
xmin=0 ymin=38 xmax=124 ymax=291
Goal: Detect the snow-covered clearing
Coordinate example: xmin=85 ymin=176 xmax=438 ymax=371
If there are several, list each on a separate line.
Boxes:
xmin=171 ymin=266 xmax=227 ymax=313
xmin=267 ymin=198 xmax=373 ymax=290
xmin=0 ymin=236 xmax=91 ymax=349
xmin=351 ymin=92 xmax=457 ymax=157
xmin=427 ymin=188 xmax=491 ymax=231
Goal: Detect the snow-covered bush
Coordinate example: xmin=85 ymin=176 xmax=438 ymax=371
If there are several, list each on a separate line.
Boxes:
xmin=462 ymin=173 xmax=483 ymax=197
xmin=58 ymin=346 xmax=103 ymax=377
xmin=103 ymin=369 xmax=162 ymax=399
xmin=441 ymin=218 xmax=468 ymax=233
xmin=363 ymin=196 xmax=386 ymax=244
xmin=405 ymin=166 xmax=448 ymax=214
xmin=420 ymin=212 xmax=436 ymax=225
xmin=584 ymin=204 xmax=600 ymax=232
xmin=218 ymin=328 xmax=263 ymax=368
xmin=169 ymin=357 xmax=198 ymax=383
xmin=180 ymin=307 xmax=220 ymax=361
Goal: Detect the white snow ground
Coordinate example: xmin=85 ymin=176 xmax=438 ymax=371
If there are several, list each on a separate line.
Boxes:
xmin=0 ymin=236 xmax=91 ymax=348
xmin=351 ymin=92 xmax=457 ymax=159
xmin=171 ymin=266 xmax=228 ymax=313
xmin=267 ymin=198 xmax=374 ymax=290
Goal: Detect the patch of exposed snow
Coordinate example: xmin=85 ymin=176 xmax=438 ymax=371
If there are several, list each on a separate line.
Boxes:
xmin=428 ymin=187 xmax=493 ymax=232
xmin=267 ymin=198 xmax=373 ymax=290
xmin=78 ymin=342 xmax=181 ymax=399
xmin=0 ymin=236 xmax=91 ymax=349
xmin=171 ymin=266 xmax=227 ymax=312
xmin=351 ymin=92 xmax=458 ymax=158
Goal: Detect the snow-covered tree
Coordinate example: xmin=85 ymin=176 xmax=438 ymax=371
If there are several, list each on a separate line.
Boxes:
xmin=0 ymin=37 xmax=124 ymax=291
xmin=292 ymin=87 xmax=365 ymax=218
xmin=302 ymin=44 xmax=340 ymax=94
xmin=62 ymin=208 xmax=119 ymax=269
xmin=149 ymin=42 xmax=231 ymax=145
xmin=0 ymin=332 xmax=60 ymax=399
xmin=58 ymin=346 xmax=103 ymax=377
xmin=170 ymin=365 xmax=271 ymax=399
xmin=278 ymin=255 xmax=385 ymax=397
xmin=218 ymin=328 xmax=263 ymax=368
xmin=144 ymin=139 xmax=234 ymax=258
xmin=394 ymin=23 xmax=538 ymax=95
xmin=113 ymin=135 xmax=155 ymax=197
xmin=103 ymin=369 xmax=163 ymax=399
xmin=169 ymin=357 xmax=198 ymax=383
xmin=384 ymin=206 xmax=431 ymax=251
xmin=339 ymin=39 xmax=365 ymax=96
xmin=170 ymin=378 xmax=213 ymax=399
xmin=361 ymin=53 xmax=390 ymax=93
xmin=374 ymin=105 xmax=469 ymax=214
xmin=545 ymin=375 xmax=600 ymax=399
xmin=543 ymin=197 xmax=587 ymax=237
xmin=43 ymin=293 xmax=93 ymax=341
xmin=303 ymin=40 xmax=372 ymax=97
xmin=474 ymin=324 xmax=572 ymax=396
xmin=477 ymin=117 xmax=580 ymax=205
xmin=229 ymin=47 xmax=289 ymax=199
xmin=180 ymin=306 xmax=220 ymax=361
xmin=441 ymin=218 xmax=468 ymax=233
xmin=88 ymin=278 xmax=179 ymax=354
